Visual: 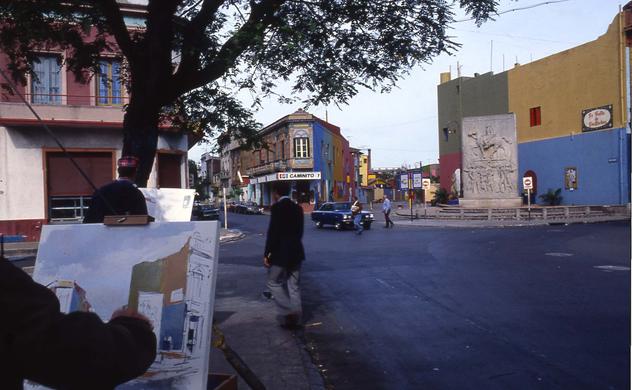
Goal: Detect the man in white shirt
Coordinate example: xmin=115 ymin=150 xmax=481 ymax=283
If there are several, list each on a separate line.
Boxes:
xmin=382 ymin=195 xmax=394 ymax=228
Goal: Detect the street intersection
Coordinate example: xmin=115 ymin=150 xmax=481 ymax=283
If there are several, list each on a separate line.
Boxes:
xmin=213 ymin=210 xmax=630 ymax=389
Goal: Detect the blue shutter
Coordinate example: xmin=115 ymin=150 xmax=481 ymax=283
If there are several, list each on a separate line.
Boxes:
xmin=111 ymin=61 xmax=121 ymax=104
xmin=98 ymin=61 xmax=109 ymax=105
xmin=32 ymin=57 xmax=47 ymax=104
xmin=49 ymin=57 xmax=61 ymax=104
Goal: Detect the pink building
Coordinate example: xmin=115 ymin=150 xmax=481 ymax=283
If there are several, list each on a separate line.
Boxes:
xmin=0 ymin=3 xmax=195 ymax=240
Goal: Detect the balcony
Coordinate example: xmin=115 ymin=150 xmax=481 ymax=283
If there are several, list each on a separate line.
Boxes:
xmin=246 ymin=160 xmax=288 ymax=176
xmin=0 ymin=101 xmax=125 ymax=127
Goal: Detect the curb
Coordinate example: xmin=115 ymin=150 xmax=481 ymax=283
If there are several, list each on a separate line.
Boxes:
xmin=219 ymin=229 xmax=246 ymax=243
xmin=390 ymin=216 xmax=629 ymax=228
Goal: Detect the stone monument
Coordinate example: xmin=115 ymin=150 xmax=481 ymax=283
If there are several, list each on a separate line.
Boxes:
xmin=460 ymin=114 xmax=522 ymax=208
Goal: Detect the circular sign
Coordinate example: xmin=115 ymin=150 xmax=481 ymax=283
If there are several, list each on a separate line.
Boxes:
xmin=583 ymin=107 xmax=612 ymax=130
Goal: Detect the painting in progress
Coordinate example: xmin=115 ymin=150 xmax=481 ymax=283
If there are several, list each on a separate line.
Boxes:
xmin=28 ymin=221 xmax=220 ymax=390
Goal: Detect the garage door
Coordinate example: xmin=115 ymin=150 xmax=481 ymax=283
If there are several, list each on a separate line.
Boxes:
xmin=46 ymin=151 xmax=114 ymax=220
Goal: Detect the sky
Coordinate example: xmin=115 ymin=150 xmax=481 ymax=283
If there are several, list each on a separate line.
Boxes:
xmin=189 ymin=0 xmax=623 ymax=169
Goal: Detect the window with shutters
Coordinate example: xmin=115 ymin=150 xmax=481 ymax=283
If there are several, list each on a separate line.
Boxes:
xmin=97 ymin=60 xmax=123 ymax=105
xmin=31 ymin=55 xmax=62 ymax=104
xmin=294 ymin=137 xmax=310 ymax=158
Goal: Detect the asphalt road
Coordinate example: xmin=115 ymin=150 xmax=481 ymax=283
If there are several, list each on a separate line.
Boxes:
xmin=222 ymin=210 xmax=630 ymax=390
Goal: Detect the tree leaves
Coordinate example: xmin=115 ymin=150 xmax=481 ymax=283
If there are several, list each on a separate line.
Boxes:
xmin=0 ymin=0 xmax=498 ymax=149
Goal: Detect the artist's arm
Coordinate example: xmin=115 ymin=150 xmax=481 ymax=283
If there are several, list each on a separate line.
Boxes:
xmin=1 ymin=260 xmax=156 ymax=388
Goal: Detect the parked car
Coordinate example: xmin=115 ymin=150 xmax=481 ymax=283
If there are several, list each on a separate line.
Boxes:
xmin=311 ymin=202 xmax=374 ymax=230
xmin=234 ymin=201 xmax=264 ymax=215
xmin=192 ymin=204 xmax=220 ymax=220
xmin=226 ymin=201 xmax=239 ymax=212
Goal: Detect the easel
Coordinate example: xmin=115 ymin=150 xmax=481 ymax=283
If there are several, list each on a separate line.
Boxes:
xmin=103 ymin=215 xmax=154 ymax=226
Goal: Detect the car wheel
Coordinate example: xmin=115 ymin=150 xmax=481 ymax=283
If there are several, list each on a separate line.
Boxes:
xmin=315 ymin=221 xmax=323 ymax=229
xmin=335 ymin=222 xmax=343 ymax=230
xmin=363 ymin=222 xmax=372 ymax=230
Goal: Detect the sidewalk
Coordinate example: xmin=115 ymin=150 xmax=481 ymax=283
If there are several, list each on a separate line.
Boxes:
xmin=209 ymin=262 xmax=325 ymax=390
xmin=387 ymin=206 xmax=629 ymax=228
xmin=390 ymin=215 xmax=629 ymax=228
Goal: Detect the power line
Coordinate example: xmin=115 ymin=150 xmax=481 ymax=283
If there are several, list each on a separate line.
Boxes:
xmin=452 ymin=28 xmax=580 ymax=45
xmin=454 ymin=0 xmax=573 ymax=23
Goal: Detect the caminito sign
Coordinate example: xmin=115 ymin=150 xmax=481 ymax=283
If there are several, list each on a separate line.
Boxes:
xmin=276 ymin=171 xmax=322 ymax=181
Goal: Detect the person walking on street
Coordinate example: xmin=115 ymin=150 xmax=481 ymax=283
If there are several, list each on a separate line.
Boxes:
xmin=83 ymin=156 xmax=148 ymax=223
xmin=351 ymin=196 xmax=364 ymax=235
xmin=383 ymin=195 xmax=394 ymax=228
xmin=264 ymin=181 xmax=305 ymax=329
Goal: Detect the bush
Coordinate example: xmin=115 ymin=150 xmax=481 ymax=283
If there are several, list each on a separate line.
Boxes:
xmin=433 ymin=188 xmax=449 ymax=205
xmin=539 ymin=188 xmax=563 ymax=206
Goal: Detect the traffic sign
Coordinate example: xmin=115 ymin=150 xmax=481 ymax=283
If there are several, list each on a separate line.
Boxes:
xmin=422 ymin=178 xmax=431 ymax=190
xmin=523 ymin=176 xmax=533 ymax=190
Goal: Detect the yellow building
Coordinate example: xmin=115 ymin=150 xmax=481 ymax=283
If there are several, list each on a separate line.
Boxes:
xmin=508 ymin=14 xmax=627 ymax=143
xmin=437 ymin=11 xmax=631 ymax=205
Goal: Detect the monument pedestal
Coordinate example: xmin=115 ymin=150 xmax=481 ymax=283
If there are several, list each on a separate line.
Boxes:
xmin=459 ymin=198 xmax=523 ymax=208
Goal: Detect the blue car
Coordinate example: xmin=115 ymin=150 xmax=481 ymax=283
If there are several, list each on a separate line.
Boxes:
xmin=311 ymin=202 xmax=374 ymax=230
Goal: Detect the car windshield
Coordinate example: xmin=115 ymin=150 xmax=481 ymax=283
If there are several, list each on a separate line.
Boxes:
xmin=333 ymin=203 xmax=351 ymax=211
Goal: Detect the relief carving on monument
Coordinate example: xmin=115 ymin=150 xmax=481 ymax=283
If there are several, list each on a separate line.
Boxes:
xmin=462 ymin=116 xmax=519 ymax=200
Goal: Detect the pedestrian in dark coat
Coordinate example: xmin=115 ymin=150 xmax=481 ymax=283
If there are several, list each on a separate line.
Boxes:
xmin=0 ymin=258 xmax=156 ymax=389
xmin=264 ymin=181 xmax=305 ymax=328
xmin=83 ymin=156 xmax=147 ymax=223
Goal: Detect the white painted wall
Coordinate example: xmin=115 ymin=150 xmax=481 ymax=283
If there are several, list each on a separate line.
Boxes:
xmin=0 ymin=126 xmax=188 ymax=221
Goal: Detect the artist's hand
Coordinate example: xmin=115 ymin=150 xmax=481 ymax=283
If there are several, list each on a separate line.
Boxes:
xmin=111 ymin=307 xmax=153 ymax=329
xmin=263 ymin=256 xmax=271 ymax=268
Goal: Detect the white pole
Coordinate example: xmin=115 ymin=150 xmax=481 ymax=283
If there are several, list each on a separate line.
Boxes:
xmin=223 ymin=187 xmax=228 ymax=229
xmin=527 ymin=188 xmax=531 ymax=221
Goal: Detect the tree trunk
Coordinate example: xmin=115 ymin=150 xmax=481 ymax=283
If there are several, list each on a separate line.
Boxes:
xmin=122 ymin=97 xmax=160 ymax=187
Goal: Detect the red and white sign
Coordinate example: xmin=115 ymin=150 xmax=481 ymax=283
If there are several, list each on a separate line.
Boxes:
xmin=276 ymin=171 xmax=321 ymax=181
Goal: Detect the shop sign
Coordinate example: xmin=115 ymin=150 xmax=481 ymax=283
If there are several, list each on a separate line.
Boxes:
xmin=276 ymin=171 xmax=321 ymax=181
xmin=413 ymin=173 xmax=422 ymax=189
xmin=582 ymin=105 xmax=612 ymax=132
xmin=422 ymin=178 xmax=431 ymax=190
xmin=400 ymin=174 xmax=408 ymax=190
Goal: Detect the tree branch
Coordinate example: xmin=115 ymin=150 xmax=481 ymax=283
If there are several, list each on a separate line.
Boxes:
xmin=99 ymin=0 xmax=136 ymax=63
xmin=175 ymin=0 xmax=227 ymax=81
xmin=174 ymin=0 xmax=285 ymax=97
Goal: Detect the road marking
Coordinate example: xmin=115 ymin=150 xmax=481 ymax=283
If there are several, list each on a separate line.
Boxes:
xmin=545 ymin=252 xmax=574 ymax=257
xmin=375 ymin=278 xmax=395 ymax=289
xmin=594 ymin=265 xmax=631 ymax=272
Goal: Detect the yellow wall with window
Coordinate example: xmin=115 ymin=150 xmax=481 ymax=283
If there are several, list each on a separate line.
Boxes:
xmin=508 ymin=14 xmax=626 ymax=143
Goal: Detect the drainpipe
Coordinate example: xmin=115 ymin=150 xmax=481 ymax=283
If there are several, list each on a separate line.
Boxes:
xmin=619 ymin=7 xmax=630 ymax=204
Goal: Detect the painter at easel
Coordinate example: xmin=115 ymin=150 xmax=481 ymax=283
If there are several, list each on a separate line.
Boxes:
xmin=83 ymin=156 xmax=148 ymax=223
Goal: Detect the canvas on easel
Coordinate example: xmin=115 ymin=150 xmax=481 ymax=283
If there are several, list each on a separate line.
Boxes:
xmin=27 ymin=221 xmax=219 ymax=390
xmin=140 ymin=188 xmax=196 ymax=222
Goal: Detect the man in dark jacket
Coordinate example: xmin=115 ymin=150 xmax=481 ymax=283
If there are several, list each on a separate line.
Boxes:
xmin=0 ymin=258 xmax=156 ymax=389
xmin=83 ymin=156 xmax=148 ymax=223
xmin=264 ymin=181 xmax=305 ymax=328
